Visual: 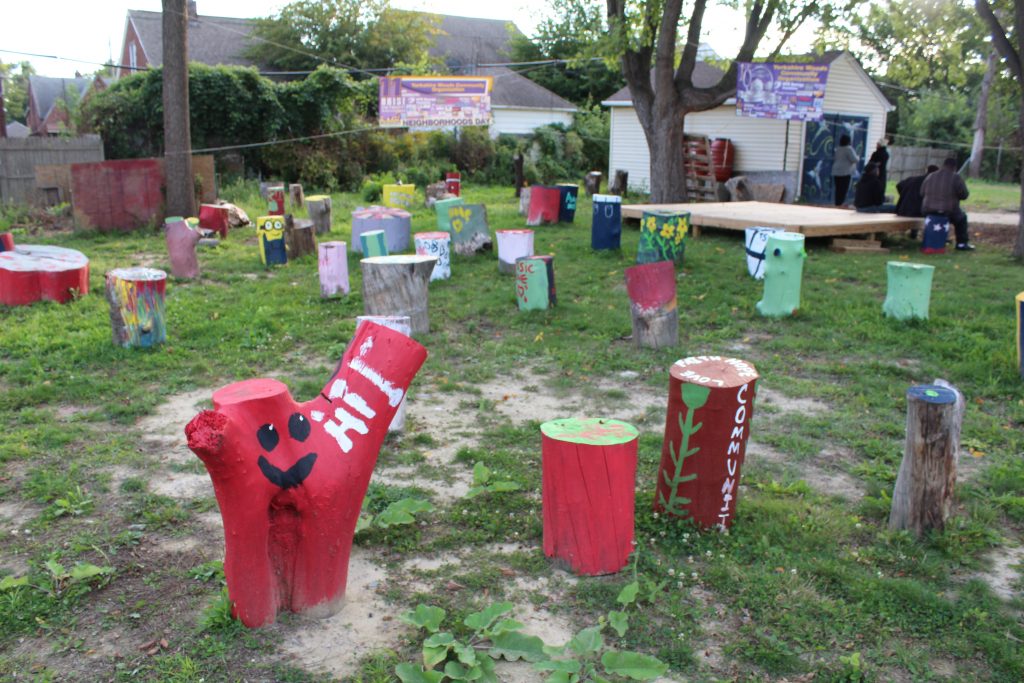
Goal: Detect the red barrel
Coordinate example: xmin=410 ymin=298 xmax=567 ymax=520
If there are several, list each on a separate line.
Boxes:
xmin=711 ymin=139 xmax=735 ymax=182
xmin=445 ymin=172 xmax=461 ymax=196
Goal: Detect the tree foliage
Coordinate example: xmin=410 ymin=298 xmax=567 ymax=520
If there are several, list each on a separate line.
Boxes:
xmin=245 ymin=0 xmax=434 ymax=73
xmin=0 ymin=60 xmax=36 ymax=124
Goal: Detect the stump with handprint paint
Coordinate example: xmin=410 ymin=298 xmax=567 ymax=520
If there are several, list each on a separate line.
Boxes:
xmin=541 ymin=418 xmax=639 ymax=575
xmin=654 ymin=356 xmax=759 ymax=530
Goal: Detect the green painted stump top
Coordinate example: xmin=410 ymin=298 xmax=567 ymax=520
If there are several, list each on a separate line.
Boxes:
xmin=540 ymin=418 xmax=639 ymax=445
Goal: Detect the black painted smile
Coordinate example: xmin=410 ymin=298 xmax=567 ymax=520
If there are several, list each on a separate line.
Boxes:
xmin=258 ymin=453 xmax=317 ymax=489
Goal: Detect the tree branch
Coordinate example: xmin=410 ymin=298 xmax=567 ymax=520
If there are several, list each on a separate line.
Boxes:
xmin=975 ymin=0 xmax=1022 ymax=82
xmin=677 ymin=0 xmax=708 ymax=86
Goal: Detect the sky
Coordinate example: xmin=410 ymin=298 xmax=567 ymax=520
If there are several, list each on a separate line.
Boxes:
xmin=0 ymin=0 xmax=816 ymax=79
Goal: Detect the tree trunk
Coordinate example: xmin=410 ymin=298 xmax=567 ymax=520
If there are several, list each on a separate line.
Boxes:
xmin=889 ymin=383 xmax=962 ymax=536
xmin=305 ymin=195 xmax=332 ymax=235
xmin=289 ymin=183 xmax=304 ymax=210
xmin=360 ymin=255 xmax=436 ymax=334
xmin=970 ymin=51 xmax=999 ymax=178
xmin=513 ymin=153 xmax=525 ymax=197
xmin=645 ymin=110 xmax=689 ymax=202
xmin=584 ymin=172 xmax=602 ymax=196
xmin=609 ymin=170 xmax=629 ymax=196
xmin=625 ymin=261 xmax=678 ymax=348
xmin=284 ymin=215 xmax=316 ymax=260
xmin=162 ymin=0 xmax=195 ymax=219
xmin=1016 ymin=102 xmax=1024 ymax=260
xmin=0 ymin=78 xmax=8 ymax=139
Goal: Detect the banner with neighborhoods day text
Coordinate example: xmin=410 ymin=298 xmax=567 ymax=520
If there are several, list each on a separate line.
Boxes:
xmin=735 ymin=62 xmax=829 ymax=121
xmin=379 ymin=76 xmax=493 ymax=128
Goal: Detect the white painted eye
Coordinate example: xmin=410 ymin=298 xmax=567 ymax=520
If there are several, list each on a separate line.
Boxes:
xmin=274 ymin=221 xmax=282 ymax=230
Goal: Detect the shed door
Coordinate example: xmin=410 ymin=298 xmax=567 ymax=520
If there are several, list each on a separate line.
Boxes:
xmin=800 ymin=114 xmax=869 ymax=204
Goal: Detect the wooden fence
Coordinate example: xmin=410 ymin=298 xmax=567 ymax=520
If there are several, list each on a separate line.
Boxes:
xmin=888 ymin=146 xmax=951 ymax=182
xmin=0 ymin=135 xmax=104 ymax=206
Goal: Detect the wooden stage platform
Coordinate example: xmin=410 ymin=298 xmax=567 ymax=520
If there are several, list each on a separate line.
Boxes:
xmin=621 ymin=201 xmax=922 ymax=238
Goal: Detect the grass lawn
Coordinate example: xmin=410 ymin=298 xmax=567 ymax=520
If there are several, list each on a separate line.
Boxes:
xmin=1 ymin=182 xmax=1023 ymax=682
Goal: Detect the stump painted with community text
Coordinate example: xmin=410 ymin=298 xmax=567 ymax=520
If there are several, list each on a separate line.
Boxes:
xmin=496 ymin=229 xmax=534 ymax=275
xmin=351 ymin=206 xmax=410 ymax=255
xmin=883 ymin=262 xmax=934 ymax=321
xmin=756 ymin=232 xmax=805 ymax=317
xmin=306 ymin=195 xmax=332 ymax=235
xmin=541 ymin=418 xmax=639 ymax=576
xmin=317 ymin=242 xmax=349 ymax=298
xmin=105 ymin=267 xmax=167 ymax=349
xmin=654 ymin=356 xmax=759 ymax=530
xmin=625 ymin=261 xmax=678 ymax=349
xmin=164 ymin=216 xmax=201 ymax=279
xmin=889 ymin=383 xmax=963 ymax=537
xmin=414 ymin=231 xmax=451 ymax=281
xmin=0 ymin=244 xmax=89 ymax=307
xmin=185 ymin=322 xmax=427 ymax=627
xmin=591 ymin=194 xmax=622 ymax=251
xmin=356 ymin=315 xmax=413 ymax=432
xmin=256 ymin=216 xmax=288 ymax=267
xmin=360 ymin=255 xmax=436 ymax=335
xmin=638 ymin=211 xmax=688 ymax=265
xmin=515 ymin=255 xmax=555 ymax=311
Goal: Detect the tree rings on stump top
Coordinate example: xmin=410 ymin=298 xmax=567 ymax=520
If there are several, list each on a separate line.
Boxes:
xmin=360 ymin=254 xmax=436 ymax=335
xmin=541 ymin=417 xmax=639 ymax=575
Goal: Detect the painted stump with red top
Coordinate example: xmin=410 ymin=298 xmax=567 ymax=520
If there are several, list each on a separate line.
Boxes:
xmin=625 ymin=261 xmax=678 ymax=348
xmin=0 ymin=245 xmax=89 ymax=307
xmin=185 ymin=322 xmax=428 ymax=627
xmin=267 ymin=186 xmax=286 ymax=216
xmin=654 ymin=356 xmax=759 ymax=530
xmin=541 ymin=417 xmax=639 ymax=575
xmin=199 ymin=204 xmax=230 ymax=238
xmin=526 ymin=185 xmax=561 ymax=226
xmin=0 ymin=233 xmax=14 ymax=252
xmin=445 ymin=172 xmax=461 ymax=196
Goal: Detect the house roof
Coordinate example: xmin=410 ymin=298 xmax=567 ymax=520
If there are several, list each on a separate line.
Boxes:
xmin=28 ymin=75 xmax=93 ymax=122
xmin=126 ymin=9 xmax=259 ymax=70
xmin=602 ymin=62 xmax=730 ymax=105
xmin=476 ymin=66 xmax=576 ymax=111
xmin=423 ymin=14 xmax=523 ymax=69
xmin=4 ymin=121 xmax=31 ymax=138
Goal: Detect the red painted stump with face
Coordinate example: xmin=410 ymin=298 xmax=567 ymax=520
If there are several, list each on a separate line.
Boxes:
xmin=185 ymin=322 xmax=427 ymax=627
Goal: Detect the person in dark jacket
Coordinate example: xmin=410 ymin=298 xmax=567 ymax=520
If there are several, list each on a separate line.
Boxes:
xmin=896 ymin=164 xmax=939 ymax=217
xmin=869 ymin=138 xmax=891 ymax=188
xmin=921 ymin=157 xmax=973 ymax=251
xmin=854 ymin=163 xmax=895 ymax=212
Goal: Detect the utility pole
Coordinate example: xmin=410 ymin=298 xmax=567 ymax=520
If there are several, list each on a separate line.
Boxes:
xmin=0 ymin=76 xmax=8 ymax=138
xmin=163 ymin=0 xmax=195 ymax=217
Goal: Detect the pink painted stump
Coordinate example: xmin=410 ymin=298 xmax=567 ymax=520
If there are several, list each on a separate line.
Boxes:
xmin=541 ymin=418 xmax=639 ymax=575
xmin=317 ymin=241 xmax=349 ymax=297
xmin=185 ymin=322 xmax=428 ymax=627
xmin=165 ymin=216 xmax=201 ymax=279
xmin=0 ymin=245 xmax=89 ymax=307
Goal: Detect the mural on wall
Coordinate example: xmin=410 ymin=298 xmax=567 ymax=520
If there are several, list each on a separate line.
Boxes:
xmin=638 ymin=211 xmax=688 ymax=265
xmin=185 ymin=322 xmax=428 ymax=627
xmin=256 ymin=216 xmax=288 ymax=266
xmin=801 ymin=114 xmax=869 ymax=204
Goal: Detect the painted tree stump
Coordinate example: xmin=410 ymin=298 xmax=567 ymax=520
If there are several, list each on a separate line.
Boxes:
xmin=0 ymin=245 xmax=89 ymax=307
xmin=306 ymin=195 xmax=332 ymax=235
xmin=591 ymin=194 xmax=622 ymax=250
xmin=351 ymin=206 xmax=411 ymax=255
xmin=285 ymin=215 xmax=317 ymax=260
xmin=445 ymin=172 xmax=461 ymax=196
xmin=185 ymin=321 xmax=427 ymax=627
xmin=625 ymin=261 xmax=678 ymax=348
xmin=382 ymin=184 xmax=416 ymax=209
xmin=256 ymin=216 xmax=288 ymax=267
xmin=527 ymin=186 xmax=561 ymax=226
xmin=164 ymin=216 xmax=201 ymax=279
xmin=515 ymin=255 xmax=556 ymax=311
xmin=584 ymin=171 xmax=602 ymax=196
xmin=557 ymin=184 xmax=579 ymax=223
xmin=883 ymin=262 xmax=935 ymax=321
xmin=267 ymin=186 xmax=286 ymax=216
xmin=496 ymin=229 xmax=534 ymax=275
xmin=360 ymin=230 xmax=388 ymax=258
xmin=434 ymin=196 xmax=465 ymax=232
xmin=638 ymin=211 xmax=688 ymax=265
xmin=447 ymin=204 xmax=492 ymax=255
xmin=199 ymin=204 xmax=230 ymax=238
xmin=414 ymin=231 xmax=452 ymax=281
xmin=360 ymin=255 xmax=436 ymax=334
xmin=654 ymin=356 xmax=759 ymax=530
xmin=518 ymin=186 xmax=532 ymax=216
xmin=921 ymin=215 xmax=949 ymax=254
xmin=609 ymin=170 xmax=628 ymax=196
xmin=318 ymin=242 xmax=349 ymax=298
xmin=0 ymin=232 xmax=14 ymax=252
xmin=105 ymin=267 xmax=167 ymax=348
xmin=743 ymin=227 xmax=784 ymax=279
xmin=1017 ymin=291 xmax=1024 ymax=378
xmin=289 ymin=183 xmax=304 ymax=210
xmin=356 ymin=315 xmax=413 ymax=432
xmin=889 ymin=383 xmax=963 ymax=536
xmin=541 ymin=418 xmax=639 ymax=575
xmin=755 ymin=232 xmax=805 ymax=317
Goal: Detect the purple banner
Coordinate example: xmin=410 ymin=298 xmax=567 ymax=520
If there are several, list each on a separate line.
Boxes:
xmin=736 ymin=62 xmax=829 ymax=121
xmin=379 ymin=76 xmax=493 ymax=128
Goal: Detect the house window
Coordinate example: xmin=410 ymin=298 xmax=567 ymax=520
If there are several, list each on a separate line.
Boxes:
xmin=129 ymin=43 xmax=137 ymax=71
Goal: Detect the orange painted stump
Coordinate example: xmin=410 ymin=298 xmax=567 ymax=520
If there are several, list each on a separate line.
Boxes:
xmin=541 ymin=418 xmax=639 ymax=575
xmin=654 ymin=356 xmax=759 ymax=530
xmin=185 ymin=322 xmax=428 ymax=627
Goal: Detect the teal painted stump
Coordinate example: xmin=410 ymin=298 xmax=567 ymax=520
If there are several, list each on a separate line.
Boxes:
xmin=755 ymin=232 xmax=806 ymax=318
xmin=883 ymin=262 xmax=935 ymax=320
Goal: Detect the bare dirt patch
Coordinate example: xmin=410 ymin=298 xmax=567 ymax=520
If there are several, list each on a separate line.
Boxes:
xmin=136 ymin=389 xmax=212 ymax=468
xmin=746 ymin=440 xmax=864 ymax=501
xmin=974 ymin=545 xmax=1024 ymax=601
xmin=757 ymin=386 xmax=829 ymax=416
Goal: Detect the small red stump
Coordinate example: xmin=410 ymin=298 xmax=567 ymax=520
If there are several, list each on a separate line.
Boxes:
xmin=654 ymin=356 xmax=759 ymax=530
xmin=0 ymin=245 xmax=89 ymax=306
xmin=541 ymin=418 xmax=639 ymax=575
xmin=267 ymin=186 xmax=286 ymax=216
xmin=185 ymin=322 xmax=428 ymax=627
xmin=0 ymin=233 xmax=14 ymax=252
xmin=445 ymin=172 xmax=461 ymax=196
xmin=527 ymin=186 xmax=561 ymax=226
xmin=199 ymin=204 xmax=230 ymax=238
xmin=624 ymin=261 xmax=678 ymax=348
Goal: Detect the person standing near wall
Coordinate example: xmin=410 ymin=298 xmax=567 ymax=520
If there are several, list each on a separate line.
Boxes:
xmin=832 ymin=135 xmax=859 ymax=206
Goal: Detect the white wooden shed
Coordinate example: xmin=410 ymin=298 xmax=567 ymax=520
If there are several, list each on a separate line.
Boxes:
xmin=602 ymin=51 xmax=893 ymax=202
xmin=477 ymin=66 xmax=577 ymax=138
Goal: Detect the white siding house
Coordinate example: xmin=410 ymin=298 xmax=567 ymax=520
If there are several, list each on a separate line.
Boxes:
xmin=477 ymin=67 xmax=577 ymax=138
xmin=603 ymin=51 xmax=893 ymax=199
xmin=491 ymin=107 xmax=575 ymax=136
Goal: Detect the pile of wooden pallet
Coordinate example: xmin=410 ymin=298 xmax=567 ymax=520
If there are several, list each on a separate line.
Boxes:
xmin=682 ymin=135 xmax=719 ymax=202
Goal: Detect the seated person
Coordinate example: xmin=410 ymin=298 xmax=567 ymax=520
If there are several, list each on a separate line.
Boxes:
xmin=854 ymin=163 xmax=896 ymax=212
xmin=896 ymin=164 xmax=939 ymax=217
xmin=921 ymin=157 xmax=972 ymax=251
